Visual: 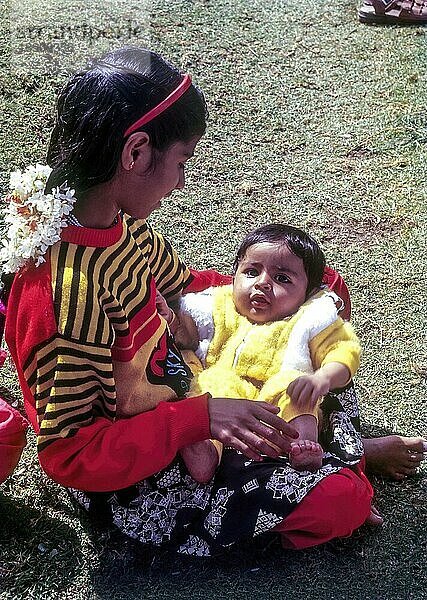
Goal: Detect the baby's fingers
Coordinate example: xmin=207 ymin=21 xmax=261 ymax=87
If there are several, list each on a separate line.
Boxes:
xmin=289 ymin=380 xmax=312 ymax=407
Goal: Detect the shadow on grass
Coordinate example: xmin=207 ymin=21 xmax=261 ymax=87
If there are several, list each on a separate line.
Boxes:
xmin=0 ymin=492 xmax=82 ymax=598
xmin=85 ymin=423 xmax=427 ymax=599
xmin=86 ymin=494 xmax=427 ymax=600
xmin=86 ymin=514 xmax=378 ymax=600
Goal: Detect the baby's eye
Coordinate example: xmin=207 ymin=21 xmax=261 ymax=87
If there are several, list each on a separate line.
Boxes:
xmin=245 ymin=268 xmax=258 ymax=277
xmin=275 ymin=273 xmax=291 ymax=284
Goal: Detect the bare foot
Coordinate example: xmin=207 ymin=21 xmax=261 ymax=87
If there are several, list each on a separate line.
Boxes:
xmin=289 ymin=440 xmax=323 ymax=472
xmin=363 ymin=436 xmax=427 ymax=480
xmin=365 ymin=505 xmax=384 ymax=527
xmin=180 ymin=440 xmax=219 ymax=483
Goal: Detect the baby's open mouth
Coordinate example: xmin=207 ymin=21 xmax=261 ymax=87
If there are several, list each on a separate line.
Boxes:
xmin=250 ymin=293 xmax=270 ymax=307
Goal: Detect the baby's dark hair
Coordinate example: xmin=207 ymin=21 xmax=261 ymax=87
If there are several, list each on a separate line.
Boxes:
xmin=46 ymin=47 xmax=207 ymax=195
xmin=232 ymin=223 xmax=326 ymax=294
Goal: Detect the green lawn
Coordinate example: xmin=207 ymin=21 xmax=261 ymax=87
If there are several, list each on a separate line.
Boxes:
xmin=1 ymin=1 xmax=426 ymax=598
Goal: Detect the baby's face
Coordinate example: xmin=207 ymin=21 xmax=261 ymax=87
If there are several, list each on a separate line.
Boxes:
xmin=232 ymin=242 xmax=308 ymax=324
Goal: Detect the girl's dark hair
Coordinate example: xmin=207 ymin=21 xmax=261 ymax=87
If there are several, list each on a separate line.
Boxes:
xmin=46 ymin=47 xmax=207 ymax=195
xmin=232 ymin=223 xmax=326 ymax=294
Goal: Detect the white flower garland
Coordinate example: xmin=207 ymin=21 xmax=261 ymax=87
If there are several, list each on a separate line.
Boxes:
xmin=0 ymin=164 xmax=76 ymax=274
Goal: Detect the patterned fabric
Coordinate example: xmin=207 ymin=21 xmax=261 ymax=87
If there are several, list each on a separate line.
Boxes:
xmin=69 ymin=382 xmax=363 ymax=556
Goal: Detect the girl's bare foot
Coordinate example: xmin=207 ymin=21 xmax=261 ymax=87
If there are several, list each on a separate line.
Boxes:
xmin=181 ymin=440 xmax=219 ymax=483
xmin=363 ymin=436 xmax=427 ymax=480
xmin=289 ymin=440 xmax=323 ymax=472
xmin=365 ymin=505 xmax=384 ymax=526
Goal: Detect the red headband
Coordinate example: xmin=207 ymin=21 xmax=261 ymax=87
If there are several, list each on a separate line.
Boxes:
xmin=123 ymin=74 xmax=192 ymax=138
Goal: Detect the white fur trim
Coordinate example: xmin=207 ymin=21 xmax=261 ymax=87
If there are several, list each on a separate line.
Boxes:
xmin=180 ymin=288 xmax=215 ymax=365
xmin=280 ymin=292 xmax=339 ymax=374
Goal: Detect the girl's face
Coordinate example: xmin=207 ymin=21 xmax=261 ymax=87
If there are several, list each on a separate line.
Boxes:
xmin=123 ymin=135 xmax=200 ymax=220
xmin=232 ymin=242 xmax=308 ymax=323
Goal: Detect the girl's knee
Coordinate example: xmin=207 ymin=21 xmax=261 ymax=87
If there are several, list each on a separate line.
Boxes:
xmin=275 ymin=468 xmax=373 ymax=549
xmin=320 ymin=469 xmax=373 ymax=537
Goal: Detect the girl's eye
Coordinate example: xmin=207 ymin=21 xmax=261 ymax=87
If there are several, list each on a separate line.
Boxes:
xmin=275 ymin=273 xmax=290 ymax=284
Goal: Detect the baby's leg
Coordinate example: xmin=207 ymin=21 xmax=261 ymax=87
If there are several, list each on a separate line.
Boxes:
xmin=180 ymin=440 xmax=220 ymax=483
xmin=289 ymin=414 xmax=323 ymax=472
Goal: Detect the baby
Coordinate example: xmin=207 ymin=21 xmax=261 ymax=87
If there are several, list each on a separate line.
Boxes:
xmin=160 ymin=224 xmax=361 ymax=482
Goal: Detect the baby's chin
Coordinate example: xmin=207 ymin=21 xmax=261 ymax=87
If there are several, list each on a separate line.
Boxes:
xmin=244 ymin=307 xmax=293 ymax=324
xmin=245 ymin=310 xmax=286 ymax=324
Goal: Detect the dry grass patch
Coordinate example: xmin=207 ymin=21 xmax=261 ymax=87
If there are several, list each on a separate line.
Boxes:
xmin=310 ymin=214 xmax=416 ymax=247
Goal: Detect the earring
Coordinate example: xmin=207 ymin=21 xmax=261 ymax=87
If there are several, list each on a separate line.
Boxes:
xmin=128 ymin=160 xmax=135 ymax=171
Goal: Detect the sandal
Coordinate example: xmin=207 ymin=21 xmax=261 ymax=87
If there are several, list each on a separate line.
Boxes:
xmin=358 ymin=0 xmax=427 ymax=24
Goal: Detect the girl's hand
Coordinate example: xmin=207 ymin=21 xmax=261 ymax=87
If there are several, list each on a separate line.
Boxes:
xmin=208 ymin=397 xmax=298 ymax=461
xmin=286 ymin=373 xmax=330 ymax=409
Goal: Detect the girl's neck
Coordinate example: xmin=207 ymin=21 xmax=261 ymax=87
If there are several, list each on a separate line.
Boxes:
xmin=73 ymin=181 xmax=120 ymax=229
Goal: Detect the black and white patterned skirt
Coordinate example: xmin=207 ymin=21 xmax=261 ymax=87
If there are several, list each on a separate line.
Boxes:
xmin=70 ymin=384 xmax=364 ymax=556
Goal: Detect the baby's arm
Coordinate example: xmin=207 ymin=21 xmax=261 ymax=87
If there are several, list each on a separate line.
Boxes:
xmin=155 ymin=290 xmax=199 ymax=350
xmin=288 ymin=317 xmax=360 ymax=409
xmin=286 ymin=362 xmax=351 ymax=409
xmin=173 ymin=307 xmax=200 ymax=351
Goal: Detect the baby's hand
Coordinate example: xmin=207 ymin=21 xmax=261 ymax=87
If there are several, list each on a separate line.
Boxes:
xmin=155 ymin=290 xmax=174 ymax=322
xmin=286 ymin=372 xmax=330 ymax=409
xmin=155 ymin=290 xmax=179 ymax=335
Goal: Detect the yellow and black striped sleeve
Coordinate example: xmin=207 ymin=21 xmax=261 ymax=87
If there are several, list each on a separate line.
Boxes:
xmin=146 ymin=223 xmax=192 ymax=299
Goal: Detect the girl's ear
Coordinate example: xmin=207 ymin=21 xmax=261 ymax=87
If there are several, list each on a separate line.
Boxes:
xmin=121 ymin=131 xmax=152 ymax=172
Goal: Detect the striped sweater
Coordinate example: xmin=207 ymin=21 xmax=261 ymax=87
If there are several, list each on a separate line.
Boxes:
xmin=5 ymin=214 xmax=229 ymax=491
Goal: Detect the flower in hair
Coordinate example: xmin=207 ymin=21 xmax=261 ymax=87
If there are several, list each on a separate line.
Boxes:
xmin=0 ymin=164 xmax=76 ymax=274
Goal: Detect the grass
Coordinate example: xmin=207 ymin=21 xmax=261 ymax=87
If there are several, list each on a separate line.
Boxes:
xmin=1 ymin=0 xmax=427 ymax=598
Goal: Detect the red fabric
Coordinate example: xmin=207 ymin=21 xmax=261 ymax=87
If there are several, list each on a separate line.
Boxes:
xmin=185 ymin=268 xmax=232 ymax=292
xmin=5 ymin=261 xmax=58 ymax=432
xmin=60 ymin=215 xmax=123 ymax=247
xmin=322 ymin=266 xmax=351 ymax=321
xmin=273 ymin=466 xmax=373 ymax=549
xmin=38 ymin=395 xmax=211 ymax=491
xmin=0 ymin=398 xmax=28 ymax=484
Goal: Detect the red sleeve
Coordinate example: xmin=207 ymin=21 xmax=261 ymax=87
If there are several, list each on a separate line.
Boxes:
xmin=39 ymin=395 xmax=211 ymax=491
xmin=184 ymin=268 xmax=232 ymax=293
xmin=322 ymin=266 xmax=351 ymax=321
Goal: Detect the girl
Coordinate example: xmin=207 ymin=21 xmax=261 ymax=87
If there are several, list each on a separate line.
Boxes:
xmin=3 ymin=47 xmax=378 ymax=553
